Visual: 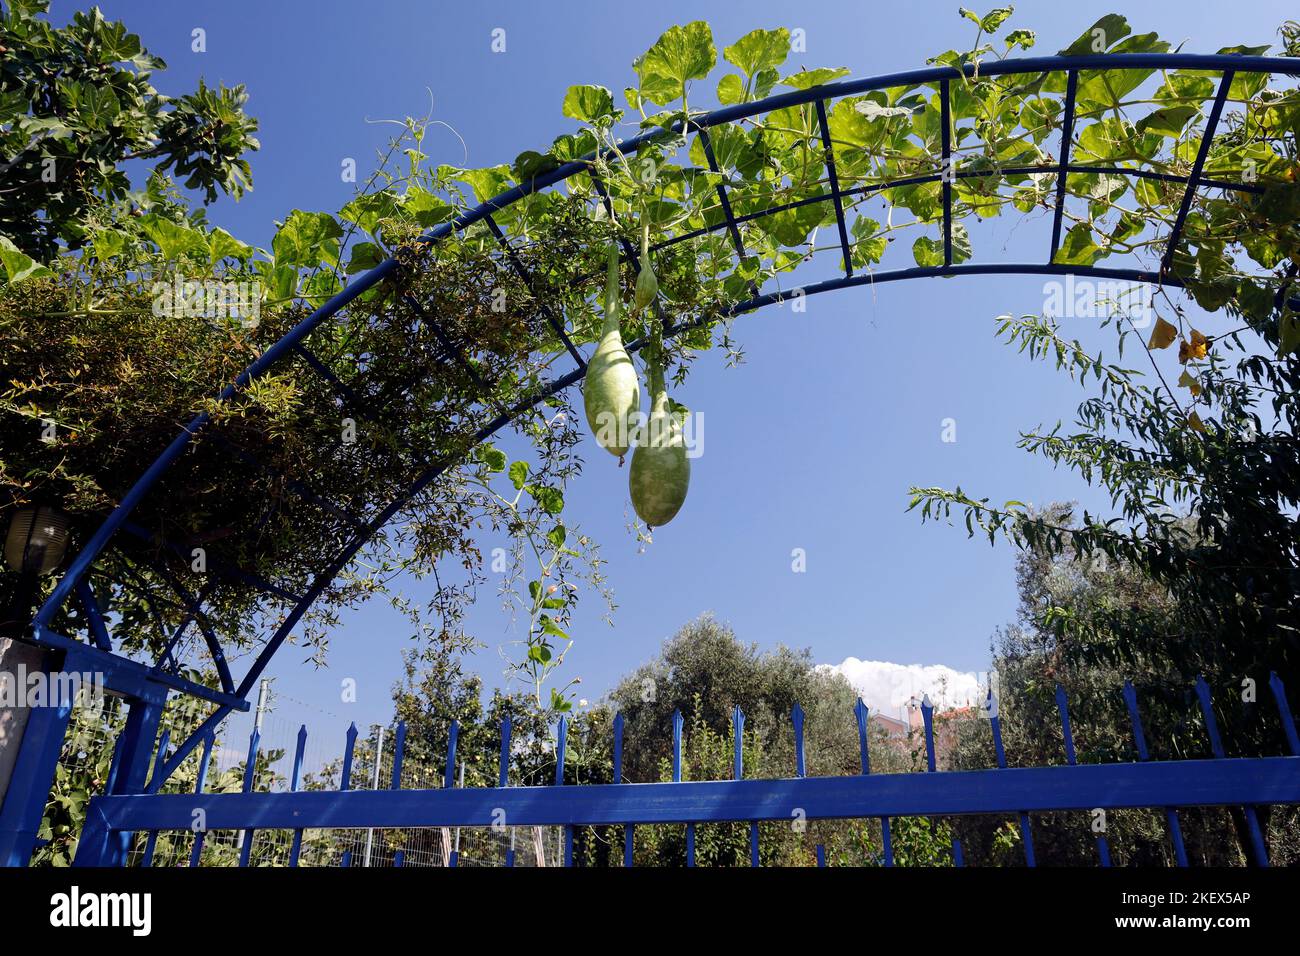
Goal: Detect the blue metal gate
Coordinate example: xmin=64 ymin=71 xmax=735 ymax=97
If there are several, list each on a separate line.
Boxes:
xmin=71 ymin=676 xmax=1300 ymax=867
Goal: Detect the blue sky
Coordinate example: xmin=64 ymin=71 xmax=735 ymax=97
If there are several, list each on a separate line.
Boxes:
xmin=50 ymin=0 xmax=1293 ymax=755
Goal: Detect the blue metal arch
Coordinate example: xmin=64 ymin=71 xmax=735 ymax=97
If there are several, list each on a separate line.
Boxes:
xmin=30 ymin=51 xmax=1300 ymax=789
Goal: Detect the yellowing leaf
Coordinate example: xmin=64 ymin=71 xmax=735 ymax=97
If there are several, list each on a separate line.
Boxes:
xmin=1188 ymin=410 xmax=1207 ymax=434
xmin=1148 ymin=316 xmax=1177 ymax=350
xmin=1177 ymin=370 xmax=1202 ymax=397
xmin=1178 ymin=327 xmax=1209 ymax=364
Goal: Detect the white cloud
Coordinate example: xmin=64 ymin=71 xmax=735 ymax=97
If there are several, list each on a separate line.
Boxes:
xmin=821 ymin=657 xmax=984 ymax=718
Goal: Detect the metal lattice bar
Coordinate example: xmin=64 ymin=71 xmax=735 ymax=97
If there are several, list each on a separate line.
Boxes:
xmin=1160 ymin=70 xmax=1235 ymax=275
xmin=814 ymin=97 xmax=854 ymax=277
xmin=1049 ymin=69 xmax=1079 ymax=261
xmin=940 ymin=78 xmax=953 ymax=266
xmin=484 ymin=215 xmax=586 ymax=369
xmin=118 ymin=519 xmax=305 ymax=605
xmin=692 ymin=123 xmax=756 ymax=295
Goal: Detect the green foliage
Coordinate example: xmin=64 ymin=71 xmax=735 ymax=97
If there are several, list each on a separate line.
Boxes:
xmin=0 ymin=1 xmax=259 ymax=259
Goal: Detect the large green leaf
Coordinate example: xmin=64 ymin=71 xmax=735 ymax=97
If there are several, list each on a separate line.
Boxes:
xmin=635 ymin=22 xmax=716 ymax=105
xmin=723 ymin=27 xmax=789 ymax=77
xmin=272 ymin=210 xmax=343 ymax=269
xmin=562 ymin=84 xmax=616 ymax=124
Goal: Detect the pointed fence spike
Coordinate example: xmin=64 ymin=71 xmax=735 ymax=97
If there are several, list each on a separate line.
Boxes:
xmin=189 ymin=732 xmax=216 ymax=868
xmin=289 ymin=725 xmax=308 ymax=867
xmin=555 ymin=716 xmax=568 ymax=786
xmin=291 ymin=726 xmax=307 ymax=791
xmin=921 ymin=695 xmax=936 ymax=773
xmin=1196 ymin=678 xmax=1269 ymax=866
xmin=445 ymin=719 xmax=459 ymax=789
xmin=792 ymin=703 xmax=806 ymax=778
xmin=1055 ymin=684 xmax=1077 ymax=766
xmin=733 ymin=706 xmax=745 ymax=780
xmin=1124 ymin=681 xmax=1187 ymax=866
xmin=671 ymin=710 xmax=683 ymax=783
xmin=341 ymin=722 xmax=358 ymax=791
xmin=499 ymin=715 xmax=513 ymax=789
xmin=854 ymin=698 xmax=870 ymax=775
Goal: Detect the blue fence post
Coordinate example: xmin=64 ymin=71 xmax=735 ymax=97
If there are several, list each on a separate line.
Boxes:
xmin=139 ymin=729 xmax=169 ymax=867
xmin=614 ymin=713 xmax=633 ymax=868
xmin=444 ymin=720 xmax=458 ymax=789
xmin=816 ymin=844 xmax=826 ymax=867
xmin=733 ymin=705 xmax=756 ymax=867
xmin=237 ymin=724 xmax=261 ymax=867
xmin=72 ymin=695 xmax=164 ymax=867
xmin=670 ymin=710 xmax=692 ymax=867
xmin=855 ymin=698 xmax=891 ymax=867
xmin=555 ymin=715 xmax=571 ymax=867
xmin=187 ymin=731 xmax=217 ymax=868
xmin=988 ymin=692 xmax=1035 ymax=867
xmin=288 ymin=725 xmax=307 ymax=866
xmin=1195 ymin=677 xmax=1268 ymax=866
xmin=341 ymin=722 xmax=358 ymax=791
xmin=1124 ymin=681 xmax=1188 ymax=866
xmin=951 ymin=837 xmax=964 ymax=867
xmin=1056 ymin=685 xmax=1110 ymax=866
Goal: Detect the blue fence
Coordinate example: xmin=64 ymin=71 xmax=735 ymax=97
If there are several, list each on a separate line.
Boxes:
xmin=71 ymin=675 xmax=1300 ymax=867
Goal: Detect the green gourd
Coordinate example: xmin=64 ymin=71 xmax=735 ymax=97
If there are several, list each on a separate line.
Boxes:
xmin=583 ymin=244 xmax=640 ymax=460
xmin=634 ymin=222 xmax=658 ymax=312
xmin=629 ymin=347 xmax=690 ymax=528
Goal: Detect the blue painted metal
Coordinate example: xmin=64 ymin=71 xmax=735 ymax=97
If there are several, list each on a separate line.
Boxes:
xmin=341 ymin=722 xmax=358 ymax=791
xmin=80 ymin=752 xmax=1300 ymax=841
xmin=445 ymin=720 xmax=458 ymax=789
xmin=238 ymin=725 xmax=261 ymax=867
xmin=1195 ymin=678 xmax=1268 ymax=866
xmin=289 ymin=724 xmax=307 ymax=866
xmin=139 ymin=729 xmax=170 ymax=866
xmin=940 ymin=77 xmax=953 ymax=267
xmin=816 ymin=844 xmax=826 ymax=868
xmin=1124 ymin=681 xmax=1188 ymax=867
xmin=1048 ymin=69 xmax=1078 ymax=262
xmin=1160 ymin=71 xmax=1234 ymax=275
xmin=671 ymin=710 xmax=683 ymax=783
xmin=813 ymin=97 xmax=853 ymax=278
xmin=15 ymin=51 xmax=1300 ymax=869
xmin=74 ymin=578 xmax=113 ymax=653
xmin=951 ymin=837 xmax=963 ymax=867
xmin=989 ymin=698 xmax=1035 ymax=867
xmin=1055 ymin=684 xmax=1109 ymax=865
xmin=921 ymin=697 xmax=936 ymax=773
xmin=189 ymin=731 xmax=216 ymax=868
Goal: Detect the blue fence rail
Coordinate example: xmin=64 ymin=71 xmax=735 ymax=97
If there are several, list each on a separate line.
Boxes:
xmin=71 ymin=674 xmax=1300 ymax=867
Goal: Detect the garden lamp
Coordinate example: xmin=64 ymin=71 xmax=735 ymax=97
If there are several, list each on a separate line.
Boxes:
xmin=3 ymin=505 xmax=70 ymax=635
